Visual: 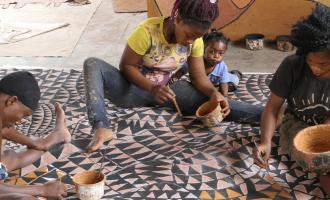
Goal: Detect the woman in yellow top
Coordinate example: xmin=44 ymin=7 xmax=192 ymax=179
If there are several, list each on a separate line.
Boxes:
xmin=83 ymin=0 xmax=263 ymax=152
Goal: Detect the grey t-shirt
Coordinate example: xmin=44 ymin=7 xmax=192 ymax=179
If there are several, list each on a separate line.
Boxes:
xmin=270 ymin=54 xmax=330 ymax=125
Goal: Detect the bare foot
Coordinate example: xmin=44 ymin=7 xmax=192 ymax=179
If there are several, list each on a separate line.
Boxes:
xmin=39 ymin=103 xmax=71 ymax=150
xmin=320 ymin=174 xmax=330 ymax=196
xmin=53 ymin=103 xmax=71 ymax=143
xmin=86 ymin=128 xmax=114 ymax=153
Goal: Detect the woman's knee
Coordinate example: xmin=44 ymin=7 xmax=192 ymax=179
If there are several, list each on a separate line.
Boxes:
xmin=83 ymin=57 xmax=108 ymax=84
xmin=83 ymin=57 xmax=101 ymax=71
xmin=83 ymin=57 xmax=117 ymax=78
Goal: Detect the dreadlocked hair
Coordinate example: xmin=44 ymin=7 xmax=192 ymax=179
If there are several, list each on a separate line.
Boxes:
xmin=203 ymin=29 xmax=230 ymax=48
xmin=171 ymin=0 xmax=219 ymax=30
xmin=291 ymin=3 xmax=330 ymax=55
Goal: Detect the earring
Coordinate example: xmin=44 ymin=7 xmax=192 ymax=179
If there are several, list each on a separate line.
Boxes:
xmin=172 ymin=9 xmax=178 ymax=24
xmin=174 ymin=9 xmax=178 ymax=18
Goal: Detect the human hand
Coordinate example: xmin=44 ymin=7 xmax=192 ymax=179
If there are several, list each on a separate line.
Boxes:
xmin=210 ymin=91 xmax=230 ymax=117
xmin=42 ymin=181 xmax=67 ymax=199
xmin=253 ymin=142 xmax=271 ymax=169
xmin=150 ymin=85 xmax=175 ymax=104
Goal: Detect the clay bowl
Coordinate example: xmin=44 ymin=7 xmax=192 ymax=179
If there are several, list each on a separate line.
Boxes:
xmin=72 ymin=171 xmax=105 ymax=200
xmin=292 ymin=125 xmax=330 ymax=174
xmin=276 ymin=35 xmax=294 ymax=52
xmin=245 ymin=33 xmax=264 ymax=50
xmin=196 ymin=101 xmax=223 ymax=128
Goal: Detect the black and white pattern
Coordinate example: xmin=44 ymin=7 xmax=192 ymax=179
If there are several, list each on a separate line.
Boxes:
xmin=2 ymin=69 xmax=326 ymax=199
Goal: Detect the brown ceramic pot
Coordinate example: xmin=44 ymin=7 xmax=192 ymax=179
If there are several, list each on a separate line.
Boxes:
xmin=72 ymin=171 xmax=105 ymax=200
xmin=196 ymin=101 xmax=223 ymax=128
xmin=292 ymin=124 xmax=330 ymax=174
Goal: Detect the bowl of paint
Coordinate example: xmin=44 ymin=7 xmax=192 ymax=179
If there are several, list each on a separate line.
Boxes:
xmin=292 ymin=125 xmax=330 ymax=174
xmin=72 ymin=171 xmax=105 ymax=200
xmin=196 ymin=101 xmax=224 ymax=127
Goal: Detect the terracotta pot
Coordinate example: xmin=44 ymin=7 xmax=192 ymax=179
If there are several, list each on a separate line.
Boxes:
xmin=245 ymin=33 xmax=264 ymax=50
xmin=292 ymin=125 xmax=330 ymax=174
xmin=276 ymin=35 xmax=294 ymax=52
xmin=196 ymin=101 xmax=223 ymax=128
xmin=72 ymin=171 xmax=105 ymax=200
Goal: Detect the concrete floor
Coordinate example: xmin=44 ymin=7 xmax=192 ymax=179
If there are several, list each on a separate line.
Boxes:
xmin=0 ymin=0 xmax=294 ymax=73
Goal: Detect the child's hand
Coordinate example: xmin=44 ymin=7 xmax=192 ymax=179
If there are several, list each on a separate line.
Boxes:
xmin=210 ymin=91 xmax=230 ymax=117
xmin=150 ymin=85 xmax=175 ymax=104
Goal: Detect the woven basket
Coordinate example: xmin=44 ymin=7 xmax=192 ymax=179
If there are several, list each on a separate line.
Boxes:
xmin=196 ymin=101 xmax=223 ymax=128
xmin=292 ymin=124 xmax=330 ymax=174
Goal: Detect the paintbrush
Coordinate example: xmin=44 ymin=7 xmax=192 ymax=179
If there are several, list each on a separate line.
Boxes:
xmin=166 ymin=85 xmax=182 ymax=116
xmin=253 ymin=139 xmax=269 ymax=172
xmin=55 ymin=170 xmax=75 ymax=195
xmin=98 ymin=149 xmax=106 ymax=178
xmin=82 ymin=147 xmax=106 ymax=175
xmin=56 ymin=169 xmax=66 ymax=183
xmin=252 ymin=139 xmax=275 ymax=184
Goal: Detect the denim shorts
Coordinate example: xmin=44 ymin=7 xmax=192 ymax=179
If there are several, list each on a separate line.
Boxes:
xmin=0 ymin=162 xmax=8 ymax=181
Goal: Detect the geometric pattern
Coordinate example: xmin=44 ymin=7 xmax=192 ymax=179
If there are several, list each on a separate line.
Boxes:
xmin=2 ymin=69 xmax=327 ymax=199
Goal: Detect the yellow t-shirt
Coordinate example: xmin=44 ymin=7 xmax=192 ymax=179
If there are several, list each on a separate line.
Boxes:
xmin=127 ymin=17 xmax=204 ymax=85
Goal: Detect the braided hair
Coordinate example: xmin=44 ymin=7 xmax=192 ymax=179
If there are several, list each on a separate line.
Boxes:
xmin=171 ymin=0 xmax=219 ymax=30
xmin=203 ymin=29 xmax=230 ymax=48
xmin=291 ymin=3 xmax=330 ymax=55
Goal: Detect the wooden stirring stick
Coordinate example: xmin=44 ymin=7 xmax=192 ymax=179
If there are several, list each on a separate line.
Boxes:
xmin=98 ymin=149 xmax=106 ymax=178
xmin=167 ymin=86 xmax=182 ymax=116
